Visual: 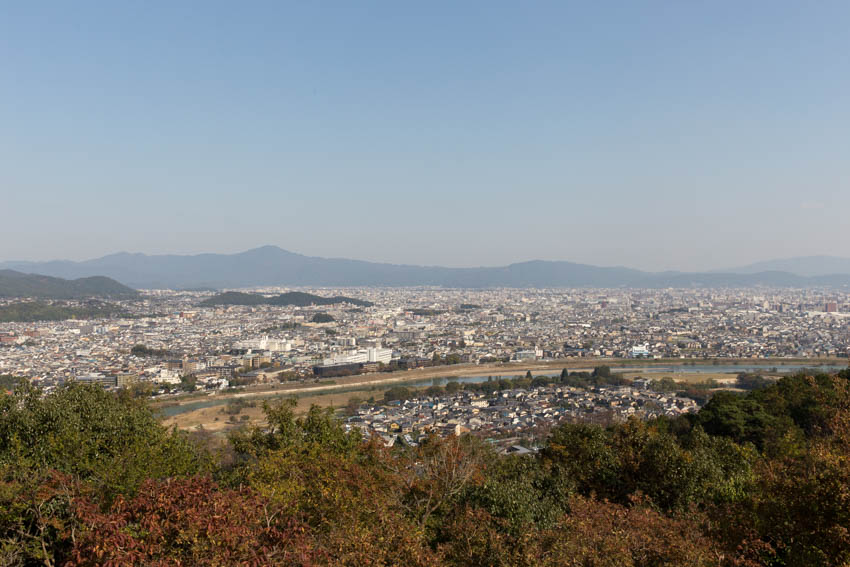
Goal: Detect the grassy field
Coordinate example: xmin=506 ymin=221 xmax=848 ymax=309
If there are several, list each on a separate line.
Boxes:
xmin=613 ymin=371 xmax=740 ymax=383
xmin=160 ymin=388 xmax=399 ymax=433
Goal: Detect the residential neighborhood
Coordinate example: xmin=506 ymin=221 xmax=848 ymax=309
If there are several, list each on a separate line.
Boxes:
xmin=2 ymin=287 xmax=849 ymax=388
xmin=346 ymin=382 xmax=699 ymax=445
xmin=1 ymin=287 xmax=847 ymax=408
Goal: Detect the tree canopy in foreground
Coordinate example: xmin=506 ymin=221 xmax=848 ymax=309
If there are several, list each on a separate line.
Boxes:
xmin=1 ymin=368 xmax=849 ymax=566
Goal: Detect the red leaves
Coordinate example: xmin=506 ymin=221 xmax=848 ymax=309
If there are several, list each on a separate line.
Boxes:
xmin=68 ymin=477 xmax=319 ymax=566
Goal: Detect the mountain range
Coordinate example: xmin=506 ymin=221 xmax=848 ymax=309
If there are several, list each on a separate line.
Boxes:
xmin=721 ymin=256 xmax=850 ymax=277
xmin=2 ymin=247 xmax=850 ymax=290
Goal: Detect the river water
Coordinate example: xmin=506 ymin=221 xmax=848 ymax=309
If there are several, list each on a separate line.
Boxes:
xmin=399 ymin=363 xmax=847 ymax=387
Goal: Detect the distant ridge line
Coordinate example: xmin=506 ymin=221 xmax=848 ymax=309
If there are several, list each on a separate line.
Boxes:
xmin=2 ymin=247 xmax=850 ymax=290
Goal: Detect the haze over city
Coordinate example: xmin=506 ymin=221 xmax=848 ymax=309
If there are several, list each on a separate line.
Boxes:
xmin=3 ymin=1 xmax=850 ymax=270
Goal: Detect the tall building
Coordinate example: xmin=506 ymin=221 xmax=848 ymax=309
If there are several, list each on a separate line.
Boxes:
xmin=323 ymin=347 xmax=392 ymax=366
xmin=367 ymin=347 xmax=393 ymax=364
xmin=117 ymin=373 xmax=138 ymax=388
xmin=76 ymin=374 xmax=118 ymax=387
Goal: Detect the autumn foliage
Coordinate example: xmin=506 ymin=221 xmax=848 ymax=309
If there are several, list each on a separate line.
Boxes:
xmin=1 ymin=370 xmax=850 ymax=566
xmin=69 ymin=477 xmax=317 ymax=567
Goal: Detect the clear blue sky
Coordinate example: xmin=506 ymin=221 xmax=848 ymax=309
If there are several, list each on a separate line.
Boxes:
xmin=2 ymin=1 xmax=848 ymax=270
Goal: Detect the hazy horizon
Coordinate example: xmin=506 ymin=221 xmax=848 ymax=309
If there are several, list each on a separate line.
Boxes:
xmin=5 ymin=244 xmax=850 ymax=276
xmin=2 ymin=1 xmax=849 ymax=270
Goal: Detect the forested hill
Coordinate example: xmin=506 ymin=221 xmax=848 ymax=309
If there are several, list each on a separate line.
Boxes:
xmin=0 ymin=301 xmax=124 ymax=322
xmin=0 ymin=269 xmax=138 ymax=299
xmin=199 ymin=290 xmax=373 ymax=307
xmin=2 ymin=369 xmax=850 ymax=565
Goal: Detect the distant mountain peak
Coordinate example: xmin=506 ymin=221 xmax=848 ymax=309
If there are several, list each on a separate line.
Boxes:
xmin=724 ymin=256 xmax=850 ymax=277
xmin=248 ymin=245 xmax=287 ymax=252
xmin=239 ymin=245 xmax=299 ymax=256
xmin=2 ymin=248 xmax=850 ymax=289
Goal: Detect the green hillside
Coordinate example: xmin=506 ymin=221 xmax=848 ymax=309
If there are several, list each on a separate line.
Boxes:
xmin=200 ymin=290 xmax=373 ymax=307
xmin=0 ymin=301 xmax=125 ymax=322
xmin=0 ymin=270 xmax=138 ymax=299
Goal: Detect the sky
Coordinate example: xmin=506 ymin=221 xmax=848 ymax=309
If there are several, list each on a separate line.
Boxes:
xmin=1 ymin=1 xmax=849 ymax=271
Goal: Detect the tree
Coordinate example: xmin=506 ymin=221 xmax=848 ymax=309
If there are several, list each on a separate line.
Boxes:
xmin=179 ymin=374 xmax=197 ymax=392
xmin=543 ymin=495 xmax=719 ymax=567
xmin=710 ymin=376 xmax=850 ymax=566
xmin=0 ymin=470 xmax=80 ymax=566
xmin=592 ymin=365 xmax=612 ymax=378
xmin=68 ymin=477 xmax=318 ymax=566
xmin=246 ymin=440 xmax=437 ymax=566
xmin=651 ymin=377 xmax=678 ymax=392
xmin=426 ymin=385 xmax=444 ymax=397
xmin=344 ymin=396 xmax=364 ymax=416
xmin=0 ymin=374 xmax=24 ymax=391
xmin=383 ymin=386 xmax=413 ymax=403
xmin=0 ymin=382 xmax=209 ymax=501
xmin=130 ymin=344 xmax=168 ymax=357
xmin=542 ymin=422 xmax=618 ymax=499
xmin=393 ymin=435 xmax=487 ymax=530
xmin=229 ymin=398 xmax=361 ymax=463
xmin=465 ymin=454 xmax=569 ymax=532
xmin=695 ymin=390 xmax=799 ymax=453
xmin=735 ymin=372 xmax=772 ymax=390
xmin=543 ymin=418 xmax=755 ymax=512
xmin=130 ymin=343 xmax=149 ymax=356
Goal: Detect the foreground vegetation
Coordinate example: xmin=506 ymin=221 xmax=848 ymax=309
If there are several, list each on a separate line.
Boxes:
xmin=2 ymin=368 xmax=850 ymax=566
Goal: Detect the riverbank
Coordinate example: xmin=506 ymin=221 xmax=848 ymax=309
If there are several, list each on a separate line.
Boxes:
xmin=156 ymin=357 xmax=846 ymax=431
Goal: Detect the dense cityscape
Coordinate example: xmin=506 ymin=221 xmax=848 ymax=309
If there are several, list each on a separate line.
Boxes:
xmin=2 ymin=287 xmax=847 ymax=391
